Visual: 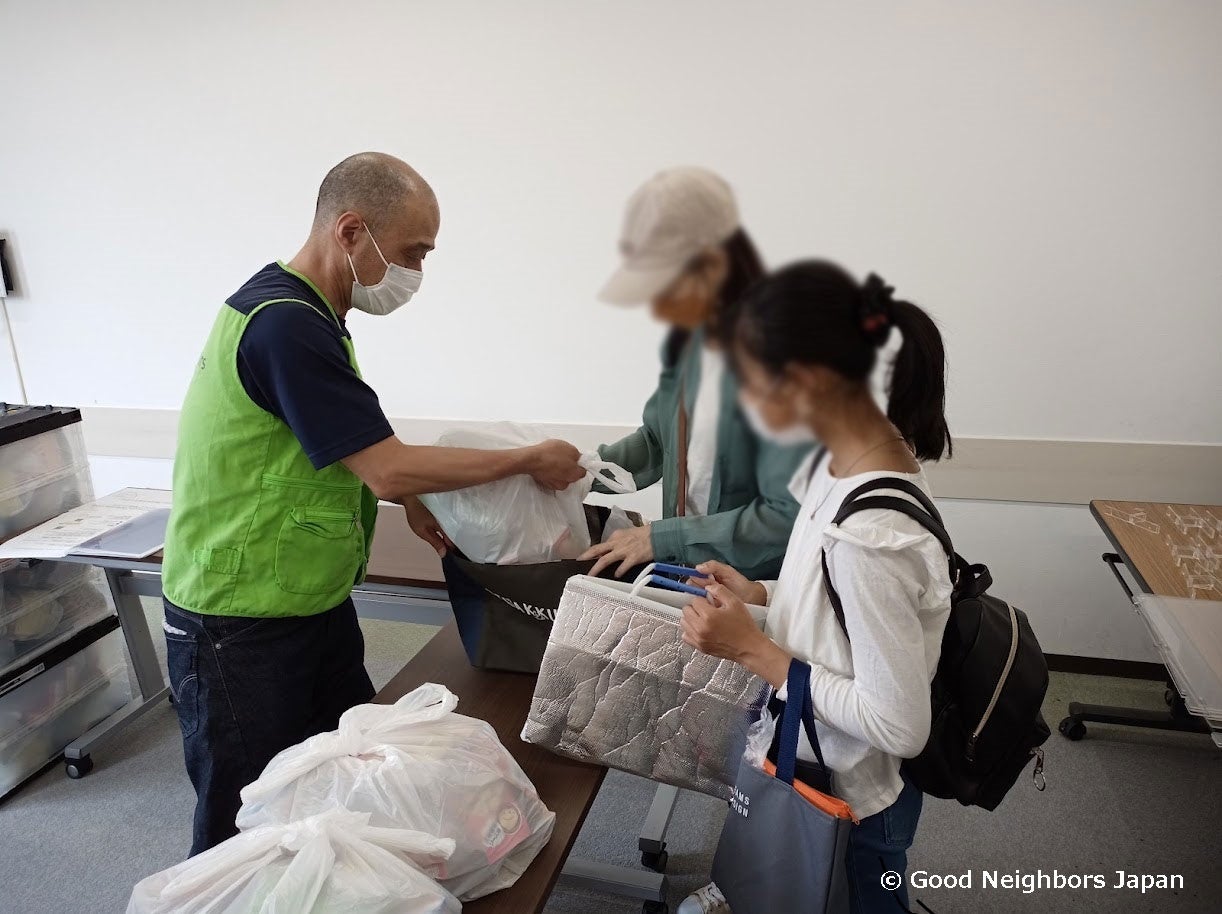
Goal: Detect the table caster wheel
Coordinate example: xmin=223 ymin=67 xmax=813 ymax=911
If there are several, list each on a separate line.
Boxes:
xmin=642 ymin=902 xmax=668 ymax=914
xmin=641 ymin=848 xmax=669 ymax=872
xmin=1059 ymin=717 xmax=1086 ymax=741
xmin=65 ymin=755 xmax=94 ymax=779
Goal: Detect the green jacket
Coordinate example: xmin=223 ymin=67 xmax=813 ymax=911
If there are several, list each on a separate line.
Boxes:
xmin=598 ymin=328 xmax=811 ymax=580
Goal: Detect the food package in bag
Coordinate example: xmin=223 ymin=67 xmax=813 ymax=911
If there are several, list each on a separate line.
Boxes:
xmin=126 ymin=808 xmax=460 ymax=914
xmin=419 ymin=423 xmax=635 ymax=564
xmin=237 ymin=683 xmax=556 ymax=901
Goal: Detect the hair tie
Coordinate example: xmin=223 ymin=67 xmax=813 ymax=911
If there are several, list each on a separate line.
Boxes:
xmin=860 ymin=273 xmax=895 ymax=346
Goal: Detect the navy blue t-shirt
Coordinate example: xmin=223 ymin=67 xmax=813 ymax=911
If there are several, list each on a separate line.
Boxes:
xmin=228 ymin=263 xmax=393 ymax=470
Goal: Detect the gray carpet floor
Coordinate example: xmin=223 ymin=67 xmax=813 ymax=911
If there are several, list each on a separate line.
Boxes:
xmin=1 ymin=600 xmax=1218 ymax=914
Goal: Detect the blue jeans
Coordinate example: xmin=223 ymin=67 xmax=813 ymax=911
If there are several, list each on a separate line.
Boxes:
xmin=845 ymin=771 xmax=924 ymax=913
xmin=163 ymin=597 xmax=375 ymax=856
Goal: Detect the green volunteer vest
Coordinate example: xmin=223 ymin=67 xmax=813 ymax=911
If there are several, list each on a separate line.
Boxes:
xmin=162 ymin=264 xmax=378 ymax=617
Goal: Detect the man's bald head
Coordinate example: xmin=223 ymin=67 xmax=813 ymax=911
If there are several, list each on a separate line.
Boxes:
xmin=295 ymin=153 xmax=439 ymax=315
xmin=312 ymin=152 xmax=436 ymax=235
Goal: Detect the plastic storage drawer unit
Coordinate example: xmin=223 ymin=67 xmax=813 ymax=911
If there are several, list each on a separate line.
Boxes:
xmin=0 ymin=404 xmax=94 ymax=543
xmin=1134 ymin=593 xmax=1222 ymax=733
xmin=0 ymin=619 xmax=130 ymax=798
xmin=1 ymin=560 xmax=116 ymax=678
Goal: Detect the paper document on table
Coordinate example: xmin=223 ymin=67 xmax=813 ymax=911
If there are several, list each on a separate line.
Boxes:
xmin=0 ymin=487 xmax=172 ymax=560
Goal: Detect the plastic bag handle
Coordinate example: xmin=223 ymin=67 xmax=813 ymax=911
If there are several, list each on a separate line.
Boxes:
xmin=158 ymin=840 xmax=280 ymax=900
xmin=579 ymin=455 xmax=637 ymax=494
xmin=240 ymin=685 xmax=460 ymax=801
xmin=359 ymin=824 xmax=456 ymax=862
xmin=266 ymin=834 xmax=334 ymax=911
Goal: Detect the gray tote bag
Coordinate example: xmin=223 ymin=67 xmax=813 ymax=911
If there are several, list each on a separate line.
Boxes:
xmin=711 ymin=659 xmax=855 ymax=914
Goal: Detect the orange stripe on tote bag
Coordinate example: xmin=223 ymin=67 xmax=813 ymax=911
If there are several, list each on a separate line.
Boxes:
xmin=763 ymin=759 xmax=859 ymax=823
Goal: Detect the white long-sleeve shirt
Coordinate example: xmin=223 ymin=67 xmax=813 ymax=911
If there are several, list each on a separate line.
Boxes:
xmin=684 ymin=346 xmax=724 ymax=517
xmin=762 ymin=448 xmax=952 ymax=820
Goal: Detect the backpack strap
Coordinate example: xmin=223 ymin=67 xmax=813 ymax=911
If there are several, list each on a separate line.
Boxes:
xmin=820 ymin=478 xmax=953 ymax=641
xmin=831 ymin=476 xmax=945 ymax=528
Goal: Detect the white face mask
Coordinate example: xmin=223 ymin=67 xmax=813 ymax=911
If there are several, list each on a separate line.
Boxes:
xmin=739 ymin=395 xmax=818 ymax=446
xmin=347 ymin=224 xmax=422 ymax=316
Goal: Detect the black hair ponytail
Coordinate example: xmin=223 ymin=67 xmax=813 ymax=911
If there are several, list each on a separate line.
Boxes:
xmin=727 ymin=260 xmax=953 ymax=461
xmin=886 ymin=298 xmax=952 ymax=460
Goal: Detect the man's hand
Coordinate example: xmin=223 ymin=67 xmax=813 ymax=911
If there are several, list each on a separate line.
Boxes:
xmin=526 ymin=440 xmax=585 ymax=490
xmin=693 ymin=560 xmax=767 ymax=605
xmin=403 ymin=496 xmax=453 ymax=557
xmin=580 ymin=524 xmax=654 ymax=578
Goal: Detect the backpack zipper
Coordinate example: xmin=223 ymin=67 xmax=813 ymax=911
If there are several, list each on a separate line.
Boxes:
xmin=965 ymin=601 xmax=1019 ymax=763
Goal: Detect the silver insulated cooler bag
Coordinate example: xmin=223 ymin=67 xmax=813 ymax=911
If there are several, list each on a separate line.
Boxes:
xmin=521 ymin=568 xmax=770 ymax=799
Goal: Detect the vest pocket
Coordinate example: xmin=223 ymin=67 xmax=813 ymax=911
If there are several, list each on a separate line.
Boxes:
xmin=274 ymin=506 xmax=362 ymax=595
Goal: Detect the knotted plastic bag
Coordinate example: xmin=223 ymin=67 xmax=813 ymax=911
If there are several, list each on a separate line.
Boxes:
xmin=237 ymin=684 xmax=556 ymax=901
xmin=127 ymin=808 xmax=460 ymax=914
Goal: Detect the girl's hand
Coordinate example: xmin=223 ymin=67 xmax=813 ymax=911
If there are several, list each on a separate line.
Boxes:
xmin=580 ymin=524 xmax=654 ymax=578
xmin=681 ymin=582 xmax=764 ymax=662
xmin=682 ymin=582 xmax=792 ymax=687
xmin=694 ymin=561 xmax=767 ymax=605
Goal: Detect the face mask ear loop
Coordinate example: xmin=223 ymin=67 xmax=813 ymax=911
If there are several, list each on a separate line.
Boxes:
xmin=345 ymin=251 xmax=360 ymax=283
xmin=363 ymin=223 xmax=391 ymax=268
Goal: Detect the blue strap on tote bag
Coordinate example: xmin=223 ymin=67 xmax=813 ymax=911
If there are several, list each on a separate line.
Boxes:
xmin=711 ymin=659 xmax=855 ymax=914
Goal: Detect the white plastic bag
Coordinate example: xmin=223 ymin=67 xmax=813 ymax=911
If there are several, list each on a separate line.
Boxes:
xmin=419 ymin=423 xmax=635 ymax=564
xmin=127 ymin=808 xmax=460 ymax=914
xmin=743 ymin=708 xmax=778 ymax=769
xmin=599 ymin=506 xmax=638 ymax=543
xmin=237 ymin=684 xmax=556 ymax=902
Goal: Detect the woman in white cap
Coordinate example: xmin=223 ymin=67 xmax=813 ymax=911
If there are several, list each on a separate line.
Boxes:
xmin=580 ymin=167 xmax=812 ymax=582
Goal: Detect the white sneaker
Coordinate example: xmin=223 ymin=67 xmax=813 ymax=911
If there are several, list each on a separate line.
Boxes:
xmin=677 ymin=882 xmax=731 ymax=914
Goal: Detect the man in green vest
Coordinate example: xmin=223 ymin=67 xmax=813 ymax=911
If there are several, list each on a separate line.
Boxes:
xmin=161 ymin=152 xmax=584 ymax=855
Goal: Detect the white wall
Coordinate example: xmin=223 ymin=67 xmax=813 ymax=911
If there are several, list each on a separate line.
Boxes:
xmin=0 ymin=301 xmax=24 ymax=403
xmin=9 ymin=2 xmax=1219 ymax=663
xmin=937 ymin=500 xmax=1158 ymax=663
xmin=3 ymin=0 xmax=1220 ymax=442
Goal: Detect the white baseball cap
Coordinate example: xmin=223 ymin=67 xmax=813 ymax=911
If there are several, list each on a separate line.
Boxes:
xmin=598 ymin=167 xmax=740 ymax=306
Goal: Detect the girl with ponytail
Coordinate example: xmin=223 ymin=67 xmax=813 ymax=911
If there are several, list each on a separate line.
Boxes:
xmin=675 ymin=262 xmax=954 ymax=914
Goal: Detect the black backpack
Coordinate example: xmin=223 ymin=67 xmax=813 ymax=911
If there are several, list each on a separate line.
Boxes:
xmin=819 ymin=477 xmax=1049 ymax=811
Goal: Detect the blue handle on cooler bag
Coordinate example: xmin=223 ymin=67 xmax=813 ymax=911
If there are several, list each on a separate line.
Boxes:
xmin=776 ymin=659 xmax=829 ymax=786
xmin=647 ymin=575 xmax=708 ymax=598
xmin=651 ymin=562 xmax=708 ymax=580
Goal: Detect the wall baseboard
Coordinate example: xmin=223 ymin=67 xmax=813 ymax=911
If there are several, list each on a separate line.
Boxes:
xmin=1044 ymin=653 xmax=1169 ymax=681
xmin=78 ymin=406 xmax=1222 ymax=506
xmin=924 ymin=437 xmax=1222 ymax=506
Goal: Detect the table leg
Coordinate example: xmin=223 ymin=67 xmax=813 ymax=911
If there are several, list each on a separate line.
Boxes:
xmin=1059 ymin=680 xmax=1211 ymax=741
xmin=559 ymin=859 xmax=669 ymax=907
xmin=105 ymin=568 xmax=168 ymax=700
xmin=638 ymin=784 xmax=679 ymax=872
